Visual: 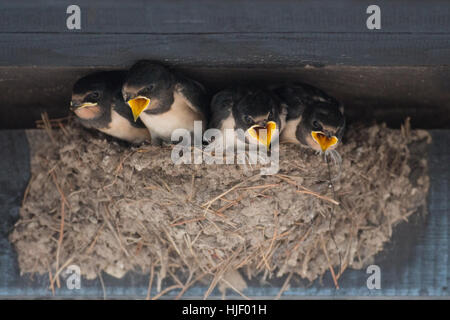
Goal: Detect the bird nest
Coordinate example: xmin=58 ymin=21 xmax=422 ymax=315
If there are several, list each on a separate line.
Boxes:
xmin=10 ymin=117 xmax=431 ymax=298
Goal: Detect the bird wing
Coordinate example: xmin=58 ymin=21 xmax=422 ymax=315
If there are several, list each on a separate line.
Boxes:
xmin=174 ymin=75 xmax=210 ymax=120
xmin=209 ymin=89 xmax=237 ymax=129
xmin=273 ymin=83 xmax=340 ymax=121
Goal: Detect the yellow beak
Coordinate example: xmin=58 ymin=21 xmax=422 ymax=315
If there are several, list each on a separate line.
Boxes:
xmin=78 ymin=102 xmax=98 ymax=109
xmin=247 ymin=121 xmax=277 ymax=148
xmin=72 ymin=102 xmax=100 ymax=119
xmin=127 ymin=97 xmax=150 ymax=121
xmin=311 ymin=131 xmax=338 ymax=152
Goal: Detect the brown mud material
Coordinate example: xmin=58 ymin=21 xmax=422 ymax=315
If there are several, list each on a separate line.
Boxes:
xmin=10 ymin=120 xmax=431 ymax=297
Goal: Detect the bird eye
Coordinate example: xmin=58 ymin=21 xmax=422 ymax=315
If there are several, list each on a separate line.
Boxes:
xmin=89 ymin=91 xmax=100 ymax=100
xmin=268 ymin=110 xmax=274 ymax=119
xmin=244 ymin=115 xmax=253 ymax=124
xmin=145 ymin=85 xmax=155 ymax=93
xmin=312 ymin=120 xmax=321 ymax=130
xmin=139 ymin=85 xmax=155 ymax=96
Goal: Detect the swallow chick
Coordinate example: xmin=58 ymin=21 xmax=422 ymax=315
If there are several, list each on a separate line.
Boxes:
xmin=122 ymin=61 xmax=208 ymax=145
xmin=71 ymin=71 xmax=151 ymax=144
xmin=209 ymin=86 xmax=286 ymax=149
xmin=273 ymin=83 xmax=345 ymax=154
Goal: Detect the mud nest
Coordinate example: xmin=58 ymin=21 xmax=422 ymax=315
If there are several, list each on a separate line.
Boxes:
xmin=10 ymin=119 xmax=431 ymax=298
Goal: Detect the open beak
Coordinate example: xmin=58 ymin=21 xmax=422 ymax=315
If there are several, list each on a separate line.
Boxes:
xmin=127 ymin=96 xmax=150 ymax=122
xmin=311 ymin=131 xmax=338 ymax=152
xmin=247 ymin=121 xmax=277 ymax=148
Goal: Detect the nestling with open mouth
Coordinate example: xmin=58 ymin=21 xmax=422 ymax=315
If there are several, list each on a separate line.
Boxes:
xmin=273 ymin=83 xmax=345 ymax=153
xmin=209 ymin=86 xmax=286 ymax=149
xmin=122 ymin=61 xmax=208 ymax=145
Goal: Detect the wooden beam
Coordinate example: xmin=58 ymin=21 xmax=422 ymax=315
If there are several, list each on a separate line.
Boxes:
xmin=1 ymin=33 xmax=450 ymax=67
xmin=0 ymin=0 xmax=449 ymax=34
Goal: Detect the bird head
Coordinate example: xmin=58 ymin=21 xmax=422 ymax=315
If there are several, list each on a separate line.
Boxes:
xmin=122 ymin=61 xmax=173 ymax=122
xmin=71 ymin=73 xmax=110 ymax=120
xmin=234 ymin=89 xmax=280 ymax=148
xmin=299 ymin=102 xmax=345 ymax=152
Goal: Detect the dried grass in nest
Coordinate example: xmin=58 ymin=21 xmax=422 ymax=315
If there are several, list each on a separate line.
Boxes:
xmin=10 ymin=116 xmax=431 ymax=298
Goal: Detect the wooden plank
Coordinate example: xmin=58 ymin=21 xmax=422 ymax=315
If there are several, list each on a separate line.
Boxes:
xmin=0 ymin=0 xmax=450 ymax=34
xmin=1 ymin=1 xmax=449 ymax=68
xmin=1 ymin=33 xmax=450 ymax=67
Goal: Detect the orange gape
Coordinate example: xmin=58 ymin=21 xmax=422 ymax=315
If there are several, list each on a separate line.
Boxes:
xmin=128 ymin=97 xmax=150 ymax=121
xmin=248 ymin=121 xmax=277 ymax=148
xmin=311 ymin=131 xmax=338 ymax=152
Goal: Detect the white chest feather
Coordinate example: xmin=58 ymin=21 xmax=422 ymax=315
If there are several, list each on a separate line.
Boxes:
xmin=219 ymin=112 xmax=236 ymax=131
xmin=99 ymin=110 xmax=151 ymax=143
xmin=218 ymin=113 xmax=253 ymax=149
xmin=280 ymin=117 xmax=302 ymax=144
xmin=140 ymin=91 xmax=205 ymax=140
